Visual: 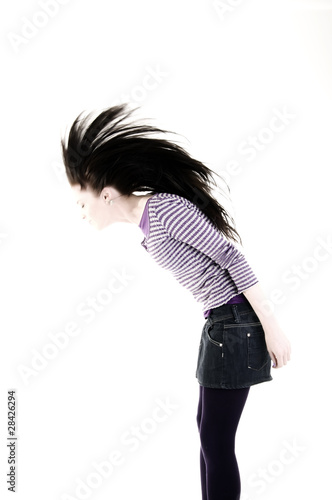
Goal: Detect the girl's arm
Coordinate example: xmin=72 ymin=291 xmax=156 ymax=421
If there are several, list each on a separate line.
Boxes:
xmin=243 ymin=282 xmax=291 ymax=369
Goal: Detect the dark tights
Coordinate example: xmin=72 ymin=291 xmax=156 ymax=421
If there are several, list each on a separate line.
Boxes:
xmin=196 ymin=385 xmax=250 ymax=500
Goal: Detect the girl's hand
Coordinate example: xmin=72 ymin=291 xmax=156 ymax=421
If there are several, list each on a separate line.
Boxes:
xmin=242 ymin=283 xmax=292 ymax=369
xmin=264 ymin=326 xmax=291 ymax=368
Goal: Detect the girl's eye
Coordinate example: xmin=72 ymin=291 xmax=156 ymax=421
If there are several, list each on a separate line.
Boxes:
xmin=81 ymin=204 xmax=85 ymax=209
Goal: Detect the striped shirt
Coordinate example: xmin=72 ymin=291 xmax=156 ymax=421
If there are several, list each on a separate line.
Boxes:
xmin=139 ymin=192 xmax=258 ymax=318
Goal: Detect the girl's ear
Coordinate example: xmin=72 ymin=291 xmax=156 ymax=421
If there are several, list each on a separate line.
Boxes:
xmin=101 ymin=187 xmax=109 ymax=198
xmin=101 ymin=186 xmax=114 ymax=203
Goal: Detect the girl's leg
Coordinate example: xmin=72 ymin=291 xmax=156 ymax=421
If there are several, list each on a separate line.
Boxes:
xmin=197 ymin=385 xmax=250 ymax=500
xmin=197 ymin=386 xmax=208 ymax=500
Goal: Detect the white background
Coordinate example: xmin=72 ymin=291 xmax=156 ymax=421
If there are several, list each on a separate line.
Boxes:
xmin=1 ymin=0 xmax=331 ymax=499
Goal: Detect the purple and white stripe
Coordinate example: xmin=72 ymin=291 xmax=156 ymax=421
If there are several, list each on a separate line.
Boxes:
xmin=139 ymin=193 xmax=258 ymax=318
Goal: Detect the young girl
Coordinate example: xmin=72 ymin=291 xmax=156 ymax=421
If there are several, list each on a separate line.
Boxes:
xmin=61 ymin=103 xmax=291 ymax=500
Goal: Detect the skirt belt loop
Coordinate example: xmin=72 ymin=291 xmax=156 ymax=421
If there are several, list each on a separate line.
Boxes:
xmin=231 ymin=304 xmax=241 ymax=323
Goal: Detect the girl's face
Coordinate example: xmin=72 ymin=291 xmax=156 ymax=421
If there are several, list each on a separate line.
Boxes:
xmin=71 ymin=184 xmax=115 ymax=230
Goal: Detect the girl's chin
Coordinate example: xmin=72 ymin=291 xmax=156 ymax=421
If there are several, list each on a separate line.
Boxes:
xmin=87 ymin=219 xmax=98 ymax=229
xmin=88 ymin=219 xmax=112 ymax=231
xmin=91 ymin=221 xmax=104 ymax=231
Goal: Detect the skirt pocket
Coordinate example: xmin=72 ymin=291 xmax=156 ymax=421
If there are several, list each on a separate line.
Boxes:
xmin=196 ymin=322 xmax=224 ymax=385
xmin=246 ymin=326 xmax=271 ymax=371
xmin=196 ymin=317 xmax=272 ymax=388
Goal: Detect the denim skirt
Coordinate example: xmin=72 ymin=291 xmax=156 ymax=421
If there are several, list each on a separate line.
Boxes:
xmin=196 ymin=301 xmax=273 ymax=389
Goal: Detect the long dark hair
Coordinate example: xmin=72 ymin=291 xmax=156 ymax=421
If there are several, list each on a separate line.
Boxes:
xmin=61 ymin=103 xmax=242 ymax=245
